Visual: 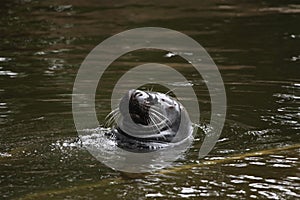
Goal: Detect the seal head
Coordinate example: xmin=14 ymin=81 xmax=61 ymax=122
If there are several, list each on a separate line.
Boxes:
xmin=107 ymin=89 xmax=192 ymax=152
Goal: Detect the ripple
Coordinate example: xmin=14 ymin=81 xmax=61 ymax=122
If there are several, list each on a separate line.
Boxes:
xmin=258 ymin=191 xmax=280 ymax=200
xmin=168 ymin=81 xmax=194 ymax=87
xmin=259 ymin=5 xmax=300 ymax=14
xmin=0 ymin=102 xmax=7 ymax=109
xmin=0 ymin=70 xmax=18 ymax=77
xmin=291 ymin=55 xmax=300 ymax=62
xmin=0 ymin=101 xmax=11 ymax=124
xmin=290 ymin=34 xmax=300 ymax=39
xmin=231 ymin=179 xmax=248 ymax=184
xmin=261 ymin=83 xmax=300 ymax=130
xmin=49 ymin=5 xmax=73 ymax=12
xmin=286 ymin=176 xmax=300 ymax=181
xmin=174 ymin=186 xmax=219 ymax=198
xmin=273 ymin=93 xmax=300 ymax=101
xmin=51 ymin=127 xmax=116 ymax=152
xmin=34 ymin=49 xmax=70 ymax=56
xmin=224 ymin=163 xmax=248 ymax=167
xmin=245 ymin=129 xmax=278 ymax=136
xmin=145 ymin=192 xmax=164 ymax=198
xmin=241 ymin=175 xmax=263 ymax=181
xmin=0 ymin=152 xmax=12 ymax=157
xmin=164 ymin=52 xmax=176 ymax=58
xmin=271 ymin=164 xmax=292 ymax=168
xmin=0 ymin=57 xmax=12 ymax=62
xmin=51 ymin=139 xmax=81 ymax=150
xmin=249 ymin=161 xmax=266 ymax=166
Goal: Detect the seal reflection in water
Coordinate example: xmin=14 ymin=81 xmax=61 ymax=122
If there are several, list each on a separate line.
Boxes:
xmin=106 ymin=89 xmax=193 ymax=153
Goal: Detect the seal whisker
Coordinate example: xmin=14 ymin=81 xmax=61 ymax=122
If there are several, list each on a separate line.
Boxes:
xmin=105 ymin=116 xmax=115 ymax=127
xmin=105 ymin=108 xmax=119 ymax=120
xmin=149 ymin=113 xmax=162 ymax=129
xmin=149 ymin=114 xmax=167 ymax=140
xmin=149 ymin=108 xmax=172 ymax=124
xmin=149 ymin=112 xmax=170 ymax=130
xmin=150 ymin=111 xmax=170 ymax=128
xmin=149 ymin=111 xmax=162 ymax=124
xmin=105 ymin=108 xmax=120 ymax=127
xmin=147 ymin=116 xmax=155 ymax=133
xmin=149 ymin=115 xmax=161 ymax=133
xmin=165 ymin=88 xmax=176 ymax=95
xmin=106 ymin=111 xmax=119 ymax=124
xmin=149 ymin=114 xmax=159 ymax=131
xmin=105 ymin=116 xmax=113 ymax=127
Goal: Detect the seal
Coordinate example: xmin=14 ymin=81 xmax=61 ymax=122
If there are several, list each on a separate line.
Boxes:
xmin=106 ymin=89 xmax=193 ymax=153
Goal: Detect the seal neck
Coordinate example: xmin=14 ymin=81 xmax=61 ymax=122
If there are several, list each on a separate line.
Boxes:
xmin=115 ymin=125 xmax=175 ymax=143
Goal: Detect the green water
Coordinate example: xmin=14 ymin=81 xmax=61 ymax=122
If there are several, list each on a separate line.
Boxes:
xmin=0 ymin=0 xmax=299 ymax=199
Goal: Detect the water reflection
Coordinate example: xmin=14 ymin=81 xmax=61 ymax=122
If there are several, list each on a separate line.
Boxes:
xmin=0 ymin=0 xmax=300 ymax=199
xmin=0 ymin=57 xmax=12 ymax=62
xmin=261 ymin=83 xmax=300 ymax=130
xmin=0 ymin=102 xmax=8 ymax=121
xmin=0 ymin=70 xmax=18 ymax=77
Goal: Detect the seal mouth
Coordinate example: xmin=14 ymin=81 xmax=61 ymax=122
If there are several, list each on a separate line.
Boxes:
xmin=124 ymin=90 xmax=157 ymax=125
xmin=129 ymin=100 xmax=150 ymax=125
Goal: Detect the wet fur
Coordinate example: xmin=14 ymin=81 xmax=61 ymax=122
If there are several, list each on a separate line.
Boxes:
xmin=105 ymin=90 xmax=184 ymax=152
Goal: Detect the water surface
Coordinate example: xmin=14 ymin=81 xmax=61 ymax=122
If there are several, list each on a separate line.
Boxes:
xmin=0 ymin=0 xmax=299 ymax=199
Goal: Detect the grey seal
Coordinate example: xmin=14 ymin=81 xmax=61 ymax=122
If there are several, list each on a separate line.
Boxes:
xmin=106 ymin=89 xmax=192 ymax=152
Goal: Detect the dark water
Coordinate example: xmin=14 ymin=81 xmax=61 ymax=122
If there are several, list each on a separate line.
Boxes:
xmin=1 ymin=0 xmax=300 ymax=199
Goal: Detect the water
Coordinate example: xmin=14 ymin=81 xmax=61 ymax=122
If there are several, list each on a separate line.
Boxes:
xmin=0 ymin=0 xmax=299 ymax=199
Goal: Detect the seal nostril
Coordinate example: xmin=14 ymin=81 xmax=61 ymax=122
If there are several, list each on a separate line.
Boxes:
xmin=134 ymin=92 xmax=141 ymax=98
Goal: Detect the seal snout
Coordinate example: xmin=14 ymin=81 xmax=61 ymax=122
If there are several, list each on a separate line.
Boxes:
xmin=129 ymin=90 xmax=152 ymax=125
xmin=118 ymin=90 xmax=151 ymax=125
xmin=131 ymin=90 xmax=149 ymax=104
